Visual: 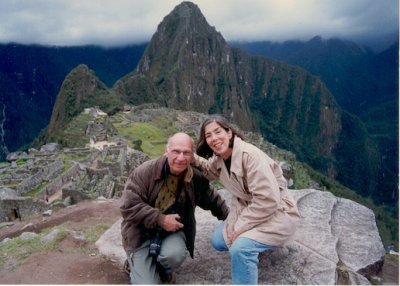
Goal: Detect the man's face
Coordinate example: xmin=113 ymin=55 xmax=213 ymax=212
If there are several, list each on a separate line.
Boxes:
xmin=166 ymin=134 xmax=193 ymax=175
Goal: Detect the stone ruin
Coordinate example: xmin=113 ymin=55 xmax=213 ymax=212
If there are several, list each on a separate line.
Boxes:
xmin=0 ymin=141 xmax=148 ymax=223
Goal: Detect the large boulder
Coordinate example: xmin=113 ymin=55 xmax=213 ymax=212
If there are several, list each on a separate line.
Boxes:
xmin=96 ymin=189 xmax=385 ymax=284
xmin=0 ymin=188 xmax=18 ymax=200
xmin=40 ymin=142 xmax=61 ymax=153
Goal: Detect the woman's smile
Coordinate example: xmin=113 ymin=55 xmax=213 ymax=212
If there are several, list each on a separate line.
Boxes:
xmin=204 ymin=122 xmax=233 ymax=159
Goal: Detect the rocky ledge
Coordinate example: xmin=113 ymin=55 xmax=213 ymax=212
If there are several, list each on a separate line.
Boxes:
xmin=96 ymin=188 xmax=385 ymax=285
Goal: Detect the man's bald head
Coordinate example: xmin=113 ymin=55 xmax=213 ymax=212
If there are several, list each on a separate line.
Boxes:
xmin=167 ymin=132 xmax=193 ymax=149
xmin=165 ymin=133 xmax=194 ymax=175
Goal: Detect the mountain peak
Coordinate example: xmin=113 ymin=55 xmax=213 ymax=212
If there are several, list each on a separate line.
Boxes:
xmin=128 ymin=0 xmax=232 ymax=116
xmin=166 ymin=1 xmax=208 ymax=25
xmin=153 ymin=1 xmax=219 ymax=43
xmin=171 ymin=1 xmax=203 ymax=17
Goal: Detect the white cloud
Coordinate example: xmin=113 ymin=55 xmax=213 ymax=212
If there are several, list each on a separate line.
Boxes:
xmin=0 ymin=0 xmax=397 ymax=46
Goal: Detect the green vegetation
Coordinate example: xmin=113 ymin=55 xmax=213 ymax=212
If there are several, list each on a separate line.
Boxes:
xmin=83 ymin=224 xmax=110 ymax=243
xmin=0 ymin=230 xmax=68 ymax=266
xmin=52 ymin=112 xmax=92 ymax=148
xmin=113 ymin=122 xmax=167 ymax=158
xmin=151 ymin=115 xmax=179 ymax=135
xmin=291 ymin=162 xmax=313 ymax=189
xmin=15 ymin=158 xmax=28 ymax=166
xmin=333 ymin=111 xmax=381 ymax=199
xmin=111 ymin=110 xmax=183 ymax=158
xmin=24 ymin=181 xmax=48 ymax=197
xmin=209 ymin=76 xmax=226 ymax=114
xmin=0 ymin=223 xmax=111 ymax=266
xmin=60 ymin=152 xmax=91 ymax=162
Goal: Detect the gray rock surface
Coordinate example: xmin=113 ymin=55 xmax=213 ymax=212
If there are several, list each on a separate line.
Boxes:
xmin=0 ymin=188 xmax=18 ymax=199
xmin=40 ymin=142 xmax=61 ymax=153
xmin=6 ymin=151 xmax=29 ymax=162
xmin=96 ymin=189 xmax=385 ymax=284
xmin=95 ymin=217 xmax=126 ymax=265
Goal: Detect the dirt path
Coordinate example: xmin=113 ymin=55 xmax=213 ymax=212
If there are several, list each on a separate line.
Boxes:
xmin=0 ymin=199 xmax=129 ymax=284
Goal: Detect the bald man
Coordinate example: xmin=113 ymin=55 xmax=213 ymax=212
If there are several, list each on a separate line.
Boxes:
xmin=120 ymin=133 xmax=229 ymax=284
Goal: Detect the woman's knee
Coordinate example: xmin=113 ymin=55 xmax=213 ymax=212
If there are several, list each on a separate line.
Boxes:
xmin=229 ymin=240 xmax=248 ymax=259
xmin=229 ymin=237 xmax=270 ymax=263
xmin=211 ymin=234 xmax=227 ymax=251
xmin=211 ymin=223 xmax=228 ymax=251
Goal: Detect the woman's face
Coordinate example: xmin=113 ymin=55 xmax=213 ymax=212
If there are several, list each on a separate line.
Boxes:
xmin=204 ymin=121 xmax=233 ymax=160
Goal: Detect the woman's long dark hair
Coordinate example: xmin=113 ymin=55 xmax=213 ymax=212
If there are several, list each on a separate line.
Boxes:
xmin=196 ymin=115 xmax=244 ymax=158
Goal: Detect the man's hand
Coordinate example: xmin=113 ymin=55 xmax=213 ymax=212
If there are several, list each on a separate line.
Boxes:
xmin=158 ymin=214 xmax=184 ymax=232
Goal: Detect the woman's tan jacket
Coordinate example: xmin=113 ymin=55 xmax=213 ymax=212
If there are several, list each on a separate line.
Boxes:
xmin=194 ymin=136 xmax=300 ymax=246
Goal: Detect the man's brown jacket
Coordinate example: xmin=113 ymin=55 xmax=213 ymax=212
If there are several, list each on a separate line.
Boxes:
xmin=120 ymin=156 xmax=229 ymax=257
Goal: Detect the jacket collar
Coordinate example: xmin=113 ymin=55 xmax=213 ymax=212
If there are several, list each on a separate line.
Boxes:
xmin=214 ymin=136 xmax=245 ymax=178
xmin=229 ymin=136 xmax=245 ymax=178
xmin=153 ymin=156 xmax=167 ymax=181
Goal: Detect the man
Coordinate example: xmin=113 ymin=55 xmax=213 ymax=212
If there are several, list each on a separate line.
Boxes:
xmin=120 ymin=132 xmax=229 ymax=284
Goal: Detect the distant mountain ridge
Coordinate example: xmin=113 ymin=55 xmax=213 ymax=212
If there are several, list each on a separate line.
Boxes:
xmin=231 ymin=36 xmax=398 ymax=115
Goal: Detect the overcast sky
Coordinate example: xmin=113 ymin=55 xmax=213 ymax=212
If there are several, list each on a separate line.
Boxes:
xmin=0 ymin=0 xmax=398 ymax=47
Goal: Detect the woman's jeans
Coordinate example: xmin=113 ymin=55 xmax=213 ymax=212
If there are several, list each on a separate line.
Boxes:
xmin=211 ymin=222 xmax=274 ymax=285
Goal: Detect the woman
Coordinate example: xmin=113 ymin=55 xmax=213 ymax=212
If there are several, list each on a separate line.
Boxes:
xmin=193 ymin=115 xmax=300 ymax=285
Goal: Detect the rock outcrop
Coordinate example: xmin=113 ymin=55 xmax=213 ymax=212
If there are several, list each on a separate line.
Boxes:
xmin=96 ymin=189 xmax=385 ymax=285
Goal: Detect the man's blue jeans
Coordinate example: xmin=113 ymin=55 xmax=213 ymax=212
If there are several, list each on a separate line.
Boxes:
xmin=211 ymin=222 xmax=274 ymax=285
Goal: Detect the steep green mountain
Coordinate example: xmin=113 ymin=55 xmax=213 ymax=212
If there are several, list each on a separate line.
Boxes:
xmin=114 ymin=2 xmax=254 ymax=130
xmin=231 ymin=38 xmax=398 ymax=205
xmin=111 ymin=2 xmax=383 ymax=204
xmin=45 ymin=65 xmax=123 ymax=143
xmin=232 ymin=37 xmax=398 ymax=115
xmin=0 ymin=43 xmax=146 ymax=160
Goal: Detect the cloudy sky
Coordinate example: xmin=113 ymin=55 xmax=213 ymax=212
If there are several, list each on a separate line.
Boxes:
xmin=0 ymin=0 xmax=398 ymax=47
